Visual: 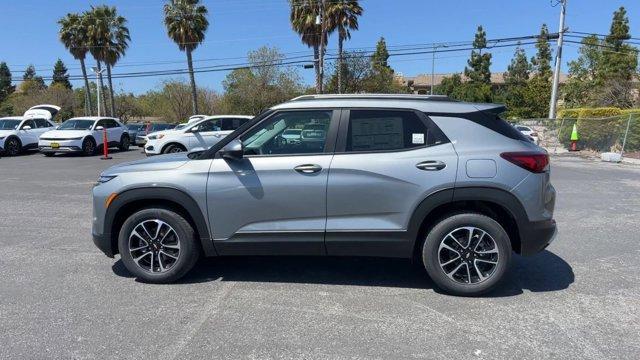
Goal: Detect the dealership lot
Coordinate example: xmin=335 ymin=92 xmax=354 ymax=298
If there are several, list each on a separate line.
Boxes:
xmin=1 ymin=150 xmax=639 ymax=359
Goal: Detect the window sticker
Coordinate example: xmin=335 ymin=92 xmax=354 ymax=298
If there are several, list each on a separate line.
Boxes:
xmin=412 ymin=133 xmax=425 ymax=145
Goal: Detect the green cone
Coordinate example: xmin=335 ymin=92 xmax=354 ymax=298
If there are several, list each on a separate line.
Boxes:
xmin=570 ymin=124 xmax=579 ymax=141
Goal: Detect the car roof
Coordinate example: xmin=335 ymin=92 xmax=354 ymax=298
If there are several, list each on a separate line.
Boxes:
xmin=274 ymin=94 xmax=505 ymax=114
xmin=0 ymin=116 xmax=26 ymax=121
xmin=65 ymin=117 xmax=120 ymax=121
xmin=202 ymin=115 xmax=253 ymax=119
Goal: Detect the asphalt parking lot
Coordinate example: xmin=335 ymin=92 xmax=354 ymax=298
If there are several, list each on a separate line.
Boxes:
xmin=1 ymin=149 xmax=639 ymax=359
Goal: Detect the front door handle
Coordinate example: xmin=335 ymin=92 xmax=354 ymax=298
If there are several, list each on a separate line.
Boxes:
xmin=416 ymin=160 xmax=446 ymax=171
xmin=294 ymin=164 xmax=322 ymax=174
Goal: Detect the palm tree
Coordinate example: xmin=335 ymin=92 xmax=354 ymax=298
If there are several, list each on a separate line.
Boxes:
xmin=103 ymin=9 xmax=130 ymax=117
xmin=164 ymin=0 xmax=209 ymax=115
xmin=290 ymin=0 xmax=328 ymax=94
xmin=327 ymin=1 xmax=362 ymax=93
xmin=85 ymin=6 xmax=130 ymax=117
xmin=58 ymin=13 xmax=93 ymax=115
xmin=85 ymin=7 xmax=110 ymax=116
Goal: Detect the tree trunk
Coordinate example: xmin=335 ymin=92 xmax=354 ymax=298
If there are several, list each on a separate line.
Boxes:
xmin=338 ymin=35 xmax=344 ymax=94
xmin=314 ymin=45 xmax=321 ymax=94
xmin=186 ymin=49 xmax=199 ymax=115
xmin=96 ymin=61 xmax=107 ymax=117
xmin=106 ymin=64 xmax=116 ymax=117
xmin=79 ymin=58 xmax=93 ymax=116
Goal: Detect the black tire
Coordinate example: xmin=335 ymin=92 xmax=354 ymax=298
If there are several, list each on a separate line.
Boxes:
xmin=119 ymin=135 xmax=130 ymax=152
xmin=82 ymin=137 xmax=97 ymax=156
xmin=118 ymin=208 xmax=201 ymax=283
xmin=4 ymin=137 xmax=21 ymax=156
xmin=422 ymin=213 xmax=512 ymax=296
xmin=162 ymin=143 xmax=185 ymax=154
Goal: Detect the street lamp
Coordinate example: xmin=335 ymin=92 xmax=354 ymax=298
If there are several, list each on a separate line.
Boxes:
xmin=91 ymin=66 xmax=106 ymax=117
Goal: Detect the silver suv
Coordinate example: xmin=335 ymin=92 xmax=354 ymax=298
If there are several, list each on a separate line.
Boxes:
xmin=92 ymin=95 xmax=556 ymax=296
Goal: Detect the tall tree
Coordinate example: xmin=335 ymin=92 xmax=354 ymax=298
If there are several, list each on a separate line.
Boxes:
xmin=464 ymin=26 xmax=492 ymax=84
xmin=0 ymin=62 xmax=14 ymax=103
xmin=531 ymin=24 xmax=552 ymax=79
xmin=366 ymin=37 xmax=404 ymax=93
xmin=503 ymin=46 xmax=531 ymax=117
xmin=326 ymin=0 xmax=363 ymax=93
xmin=164 ymin=0 xmax=209 ymax=115
xmin=58 ymin=12 xmax=92 ymax=115
xmin=564 ymin=35 xmax=602 ymax=107
xmin=22 ymin=65 xmax=46 ymax=90
xmin=100 ymin=7 xmax=130 ymax=117
xmin=51 ymin=59 xmax=72 ymax=89
xmin=290 ymin=0 xmax=329 ymax=94
xmin=598 ymin=6 xmax=638 ymax=107
xmin=85 ymin=7 xmax=109 ymax=116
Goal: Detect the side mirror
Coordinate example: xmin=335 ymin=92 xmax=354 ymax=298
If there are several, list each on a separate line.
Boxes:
xmin=191 ymin=126 xmax=200 ymax=133
xmin=22 ymin=125 xmax=32 ymax=130
xmin=95 ymin=126 xmax=104 ymax=131
xmin=220 ymin=139 xmax=243 ymax=160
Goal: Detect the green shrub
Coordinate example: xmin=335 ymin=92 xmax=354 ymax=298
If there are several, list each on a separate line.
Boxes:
xmin=557 ymin=107 xmax=628 ymax=151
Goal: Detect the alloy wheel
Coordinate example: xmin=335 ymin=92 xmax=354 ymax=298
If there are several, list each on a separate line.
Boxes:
xmin=129 ymin=219 xmax=181 ymax=273
xmin=437 ymin=226 xmax=499 ymax=284
xmin=5 ymin=138 xmax=19 ymax=155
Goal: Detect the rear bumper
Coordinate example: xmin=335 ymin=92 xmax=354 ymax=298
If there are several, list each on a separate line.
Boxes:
xmin=519 ymin=218 xmax=557 ymax=256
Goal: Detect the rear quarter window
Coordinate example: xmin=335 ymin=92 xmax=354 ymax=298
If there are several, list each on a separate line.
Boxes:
xmin=464 ymin=112 xmax=530 ymax=141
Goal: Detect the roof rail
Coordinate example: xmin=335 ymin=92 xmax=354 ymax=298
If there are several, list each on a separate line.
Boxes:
xmin=289 ymin=94 xmax=457 ymax=102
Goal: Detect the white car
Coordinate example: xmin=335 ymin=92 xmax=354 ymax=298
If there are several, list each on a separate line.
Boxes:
xmin=39 ymin=117 xmax=130 ymax=156
xmin=144 ymin=115 xmax=252 ymax=155
xmin=515 ymin=125 xmax=539 ymax=145
xmin=0 ymin=105 xmax=60 ymax=156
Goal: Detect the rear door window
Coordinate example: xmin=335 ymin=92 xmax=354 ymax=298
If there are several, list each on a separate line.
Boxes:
xmin=345 ymin=110 xmax=448 ymax=152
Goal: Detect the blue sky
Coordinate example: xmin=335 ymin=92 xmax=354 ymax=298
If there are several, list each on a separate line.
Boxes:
xmin=0 ymin=0 xmax=638 ymax=94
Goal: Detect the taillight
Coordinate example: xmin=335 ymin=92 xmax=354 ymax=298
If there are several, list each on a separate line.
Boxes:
xmin=500 ymin=152 xmax=549 ymax=173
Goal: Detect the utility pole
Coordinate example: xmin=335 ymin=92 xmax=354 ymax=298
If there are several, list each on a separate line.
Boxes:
xmin=549 ymin=0 xmax=567 ymax=119
xmin=91 ymin=66 xmax=106 ymax=117
xmin=430 ymin=45 xmax=436 ymax=95
xmin=316 ymin=0 xmax=326 ymax=94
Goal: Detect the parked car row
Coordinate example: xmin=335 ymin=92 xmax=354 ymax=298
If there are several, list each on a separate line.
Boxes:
xmin=0 ymin=105 xmax=254 ymax=157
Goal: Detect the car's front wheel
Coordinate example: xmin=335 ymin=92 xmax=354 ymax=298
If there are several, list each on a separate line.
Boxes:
xmin=422 ymin=213 xmax=512 ymax=296
xmin=118 ymin=208 xmax=201 ymax=283
xmin=82 ymin=137 xmax=96 ymax=156
xmin=4 ymin=137 xmax=21 ymax=156
xmin=162 ymin=143 xmax=186 ymax=154
xmin=119 ymin=135 xmax=130 ymax=152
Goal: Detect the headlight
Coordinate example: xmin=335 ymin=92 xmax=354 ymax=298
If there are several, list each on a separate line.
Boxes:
xmin=96 ymin=175 xmax=117 ymax=185
xmin=148 ymin=134 xmax=164 ymax=140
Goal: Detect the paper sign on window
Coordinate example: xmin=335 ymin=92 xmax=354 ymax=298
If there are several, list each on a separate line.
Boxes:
xmin=412 ymin=133 xmax=425 ymax=144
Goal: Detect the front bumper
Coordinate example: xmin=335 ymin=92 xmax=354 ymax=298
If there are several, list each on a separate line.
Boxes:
xmin=38 ymin=139 xmax=84 ymax=153
xmin=519 ymin=218 xmax=557 ymax=256
xmin=93 ymin=232 xmax=115 ymax=258
xmin=144 ymin=140 xmax=161 ymax=155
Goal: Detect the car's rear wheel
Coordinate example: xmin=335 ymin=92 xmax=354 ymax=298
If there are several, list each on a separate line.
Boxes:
xmin=118 ymin=208 xmax=200 ymax=283
xmin=4 ymin=137 xmax=21 ymax=156
xmin=119 ymin=135 xmax=130 ymax=152
xmin=422 ymin=213 xmax=511 ymax=296
xmin=82 ymin=137 xmax=96 ymax=156
xmin=163 ymin=143 xmax=185 ymax=154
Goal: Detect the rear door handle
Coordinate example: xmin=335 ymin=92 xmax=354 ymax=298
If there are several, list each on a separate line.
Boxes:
xmin=416 ymin=160 xmax=446 ymax=171
xmin=294 ymin=164 xmax=322 ymax=174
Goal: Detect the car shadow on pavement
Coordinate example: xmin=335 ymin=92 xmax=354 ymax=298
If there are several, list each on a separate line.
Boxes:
xmin=112 ymin=250 xmax=574 ymax=297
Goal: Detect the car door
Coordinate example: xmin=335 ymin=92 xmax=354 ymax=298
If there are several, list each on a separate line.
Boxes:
xmin=189 ymin=119 xmax=221 ymax=151
xmin=325 ymin=109 xmax=458 ymax=257
xmin=33 ymin=119 xmax=53 ymax=143
xmin=207 ymin=109 xmax=340 ymax=256
xmin=19 ymin=119 xmax=38 ymax=146
xmin=93 ymin=120 xmax=107 ymax=145
xmin=107 ymin=119 xmax=123 ymax=146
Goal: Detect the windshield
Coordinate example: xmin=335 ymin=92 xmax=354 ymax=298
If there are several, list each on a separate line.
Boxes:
xmin=174 ymin=124 xmax=187 ymax=130
xmin=0 ymin=119 xmax=21 ymax=130
xmin=58 ymin=119 xmax=95 ymax=130
xmin=149 ymin=123 xmax=173 ymax=131
xmin=127 ymin=124 xmax=144 ymax=131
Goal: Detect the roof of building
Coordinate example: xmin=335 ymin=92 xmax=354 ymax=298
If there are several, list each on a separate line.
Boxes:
xmin=399 ymin=73 xmax=570 ymax=87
